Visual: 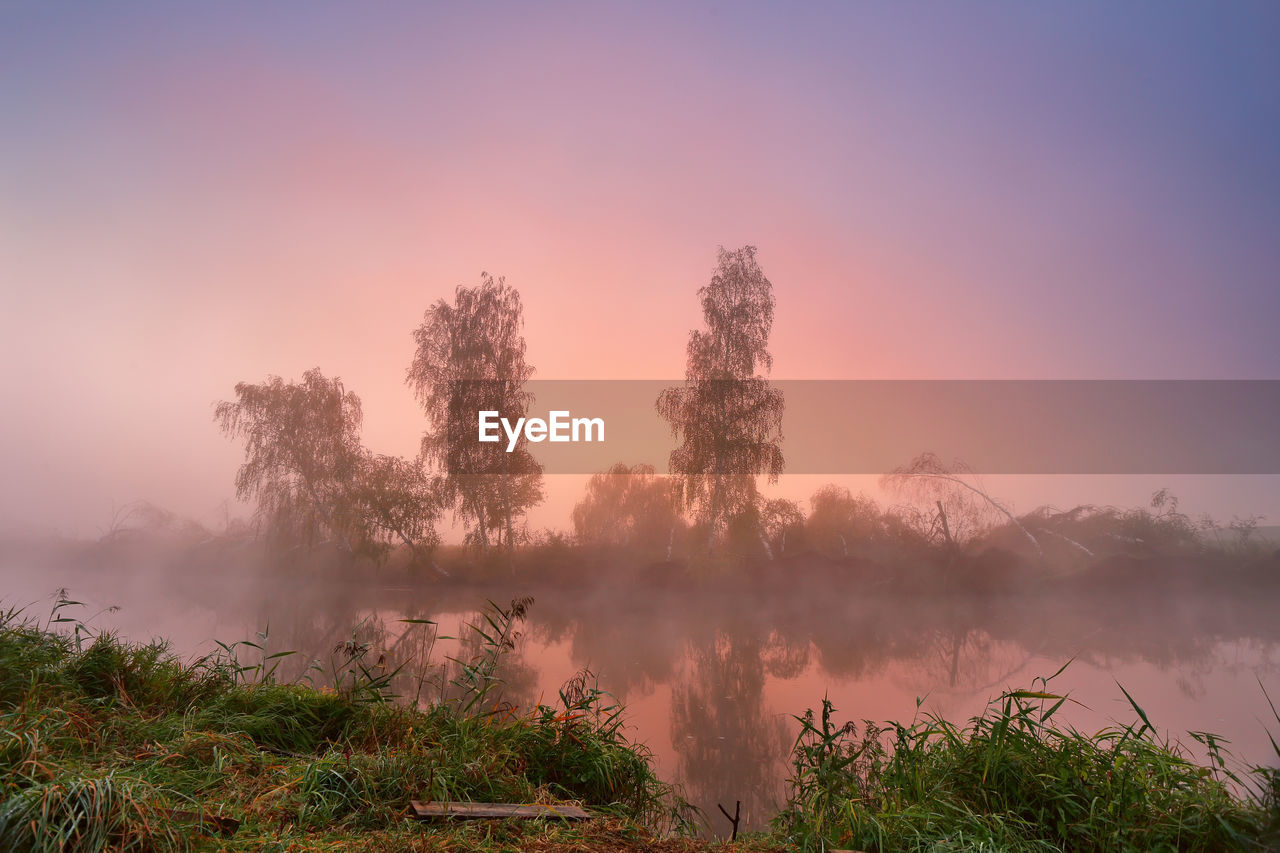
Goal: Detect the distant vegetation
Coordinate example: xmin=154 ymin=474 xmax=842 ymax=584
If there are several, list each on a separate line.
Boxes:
xmin=212 ymin=245 xmax=791 ymax=568
xmin=205 ymin=245 xmax=1273 ymax=588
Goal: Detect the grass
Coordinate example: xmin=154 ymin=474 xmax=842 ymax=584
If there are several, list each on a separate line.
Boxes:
xmin=5 ymin=593 xmax=1277 ymax=852
xmin=0 ymin=597 xmax=772 ymax=852
xmin=775 ymin=665 xmax=1280 ymax=852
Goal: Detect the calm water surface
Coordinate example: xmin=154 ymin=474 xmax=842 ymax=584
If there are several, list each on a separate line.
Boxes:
xmin=5 ymin=553 xmax=1278 ymax=837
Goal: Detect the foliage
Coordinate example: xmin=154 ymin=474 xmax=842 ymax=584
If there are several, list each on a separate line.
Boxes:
xmin=805 ymin=486 xmax=884 ymax=558
xmin=407 ymin=273 xmax=544 ymax=553
xmin=348 ymin=452 xmax=441 ymax=562
xmin=775 ymin=669 xmax=1278 ymax=852
xmin=657 ymin=246 xmax=784 ymax=544
xmin=572 ymin=463 xmax=681 ymax=553
xmin=522 ymin=668 xmax=695 ymax=833
xmin=0 ymin=773 xmax=189 ymax=853
xmin=445 ymin=596 xmax=534 ymax=715
xmin=761 ymin=498 xmax=805 ymax=558
xmin=215 ymin=369 xmax=439 ymax=562
xmin=1012 ymin=488 xmax=1226 ymax=565
xmin=0 ymin=598 xmax=696 ymax=852
xmin=215 ymin=368 xmax=366 ymax=552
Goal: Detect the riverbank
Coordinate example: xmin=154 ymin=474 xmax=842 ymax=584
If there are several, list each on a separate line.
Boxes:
xmin=1 ymin=602 xmax=1276 ymax=851
xmin=775 ymin=681 xmax=1279 ymax=851
xmin=0 ymin=602 xmax=779 ymax=852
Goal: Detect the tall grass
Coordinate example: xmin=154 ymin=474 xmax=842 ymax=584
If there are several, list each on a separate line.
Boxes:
xmin=445 ymin=595 xmax=534 ymax=714
xmin=776 ymin=667 xmax=1279 ymax=852
xmin=0 ymin=594 xmax=690 ymax=851
xmin=0 ymin=773 xmax=188 ymax=853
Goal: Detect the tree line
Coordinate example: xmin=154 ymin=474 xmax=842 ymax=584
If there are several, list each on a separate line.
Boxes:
xmin=218 ymin=244 xmax=1260 ymax=573
xmin=215 ymin=246 xmax=788 ymax=566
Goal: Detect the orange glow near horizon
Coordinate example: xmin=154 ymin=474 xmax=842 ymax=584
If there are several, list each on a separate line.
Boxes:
xmin=2 ymin=3 xmax=1279 ymax=535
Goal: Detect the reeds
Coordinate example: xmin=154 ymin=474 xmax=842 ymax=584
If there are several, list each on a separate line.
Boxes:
xmin=776 ymin=667 xmax=1279 ymax=851
xmin=0 ymin=595 xmax=687 ymax=850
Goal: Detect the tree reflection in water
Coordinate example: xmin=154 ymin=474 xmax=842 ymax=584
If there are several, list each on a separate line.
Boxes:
xmin=670 ymin=628 xmax=790 ymax=836
xmin=47 ymin=542 xmax=1276 ymax=838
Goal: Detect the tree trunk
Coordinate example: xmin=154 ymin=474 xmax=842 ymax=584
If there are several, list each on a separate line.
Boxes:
xmin=936 ymin=500 xmax=955 ymax=551
xmin=394 ymin=528 xmax=422 ymax=566
xmin=303 ymin=480 xmax=354 ymax=555
xmin=504 ymin=483 xmax=515 ymax=552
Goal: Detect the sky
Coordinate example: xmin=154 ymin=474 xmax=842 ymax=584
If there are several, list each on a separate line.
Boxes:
xmin=2 ymin=2 xmax=1279 ymax=537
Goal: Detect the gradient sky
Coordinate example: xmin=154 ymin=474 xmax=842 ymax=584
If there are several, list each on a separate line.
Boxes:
xmin=2 ymin=2 xmax=1279 ymax=536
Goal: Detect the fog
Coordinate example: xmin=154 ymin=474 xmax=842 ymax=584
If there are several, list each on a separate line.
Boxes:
xmin=3 ymin=2 xmax=1280 ymax=841
xmin=5 ymin=4 xmax=1280 ymax=538
xmin=5 ymin=525 xmax=1278 ymax=834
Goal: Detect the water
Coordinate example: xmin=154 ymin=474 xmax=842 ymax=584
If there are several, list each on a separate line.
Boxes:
xmin=4 ymin=541 xmax=1278 ymax=837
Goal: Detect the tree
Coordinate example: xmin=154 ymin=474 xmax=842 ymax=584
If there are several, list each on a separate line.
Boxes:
xmin=215 ymin=369 xmax=441 ymax=562
xmin=761 ymin=497 xmax=805 ymax=557
xmin=806 ymin=485 xmax=883 ymax=558
xmin=350 ymin=452 xmax=442 ymax=563
xmin=406 ymin=273 xmax=544 ymax=552
xmin=656 ymin=246 xmax=784 ymax=549
xmin=571 ymin=463 xmax=681 ymax=553
xmin=880 ymin=452 xmax=1042 ymax=557
xmin=214 ymin=368 xmax=365 ymax=553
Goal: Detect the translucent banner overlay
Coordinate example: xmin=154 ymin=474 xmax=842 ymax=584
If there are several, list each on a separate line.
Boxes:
xmin=443 ymin=380 xmax=1280 ymax=475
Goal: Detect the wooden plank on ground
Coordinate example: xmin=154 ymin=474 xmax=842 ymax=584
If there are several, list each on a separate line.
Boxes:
xmin=159 ymin=808 xmax=240 ymax=837
xmin=410 ymin=801 xmax=593 ymax=821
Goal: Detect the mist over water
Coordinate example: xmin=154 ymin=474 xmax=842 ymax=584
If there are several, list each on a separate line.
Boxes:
xmin=4 ymin=7 xmax=1280 ymax=846
xmin=7 ymin=531 xmax=1277 ymax=836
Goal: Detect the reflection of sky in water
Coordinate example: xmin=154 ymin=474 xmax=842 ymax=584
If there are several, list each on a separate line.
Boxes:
xmin=5 ymin=558 xmax=1278 ymax=836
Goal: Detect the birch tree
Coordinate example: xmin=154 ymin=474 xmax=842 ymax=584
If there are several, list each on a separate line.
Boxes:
xmin=657 ymin=246 xmax=784 ymax=548
xmin=407 ymin=273 xmax=544 ymax=552
xmin=216 ymin=369 xmax=441 ymax=561
xmin=214 ymin=368 xmax=366 ymax=553
xmin=571 ymin=463 xmax=681 ymax=552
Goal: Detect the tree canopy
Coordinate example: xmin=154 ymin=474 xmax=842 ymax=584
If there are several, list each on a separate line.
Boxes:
xmin=215 ymin=368 xmax=439 ymax=561
xmin=572 ymin=463 xmax=681 ymax=553
xmin=407 ymin=273 xmax=544 ymax=552
xmin=215 ymin=368 xmax=365 ymax=552
xmin=657 ymin=246 xmax=784 ymax=543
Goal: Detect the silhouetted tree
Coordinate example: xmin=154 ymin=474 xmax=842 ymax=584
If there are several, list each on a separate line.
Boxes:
xmin=806 ymin=485 xmax=883 ymax=558
xmin=350 ymin=452 xmax=442 ymax=563
xmin=215 ymin=368 xmax=365 ymax=553
xmin=216 ymin=369 xmax=441 ymax=562
xmin=571 ymin=463 xmax=681 ymax=553
xmin=881 ymin=452 xmax=1042 ymax=556
xmin=761 ymin=498 xmax=804 ymax=557
xmin=407 ymin=274 xmax=544 ymax=552
xmin=657 ymin=247 xmax=784 ymax=550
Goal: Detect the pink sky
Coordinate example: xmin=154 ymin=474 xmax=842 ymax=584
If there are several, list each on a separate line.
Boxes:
xmin=2 ymin=3 xmax=1278 ymax=537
